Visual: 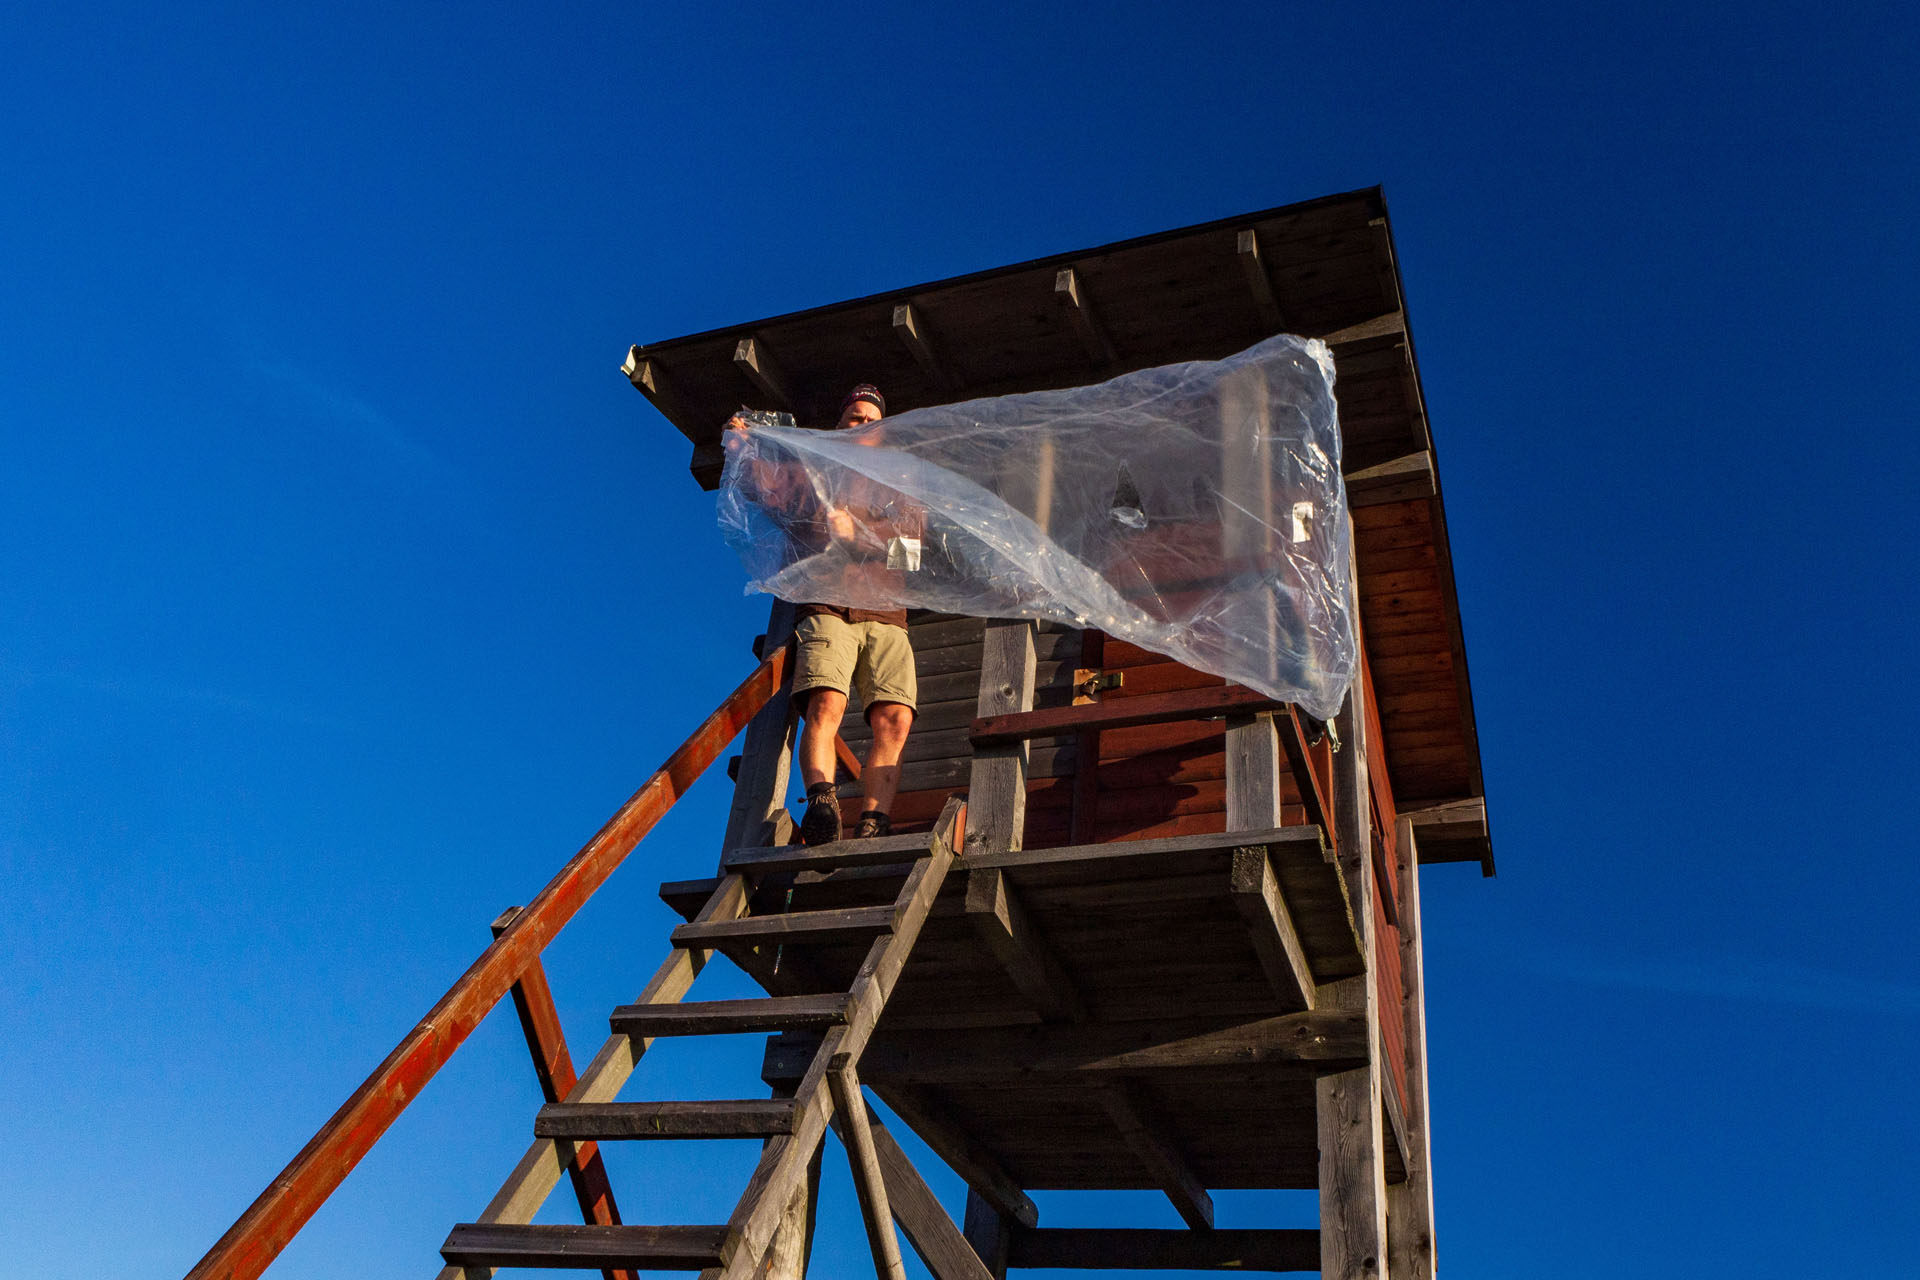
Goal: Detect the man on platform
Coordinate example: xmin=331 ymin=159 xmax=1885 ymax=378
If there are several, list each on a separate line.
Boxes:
xmin=725 ymin=384 xmax=920 ymax=845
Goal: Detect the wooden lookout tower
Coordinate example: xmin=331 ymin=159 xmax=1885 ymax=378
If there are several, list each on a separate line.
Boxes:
xmin=187 ymin=186 xmax=1491 ymax=1280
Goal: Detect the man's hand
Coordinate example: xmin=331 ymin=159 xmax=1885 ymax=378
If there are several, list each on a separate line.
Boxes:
xmin=826 ymin=507 xmax=858 ymax=542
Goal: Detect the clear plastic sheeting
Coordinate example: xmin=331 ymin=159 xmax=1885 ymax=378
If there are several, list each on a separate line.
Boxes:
xmin=716 ymin=334 xmax=1357 ymax=720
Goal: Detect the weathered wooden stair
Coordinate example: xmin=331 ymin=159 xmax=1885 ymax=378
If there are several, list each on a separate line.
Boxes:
xmin=437 ymin=798 xmax=965 ymax=1280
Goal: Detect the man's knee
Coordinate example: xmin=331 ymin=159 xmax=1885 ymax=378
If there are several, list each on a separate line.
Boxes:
xmin=867 ymin=701 xmax=913 ymax=744
xmin=801 ymin=687 xmax=849 ymax=730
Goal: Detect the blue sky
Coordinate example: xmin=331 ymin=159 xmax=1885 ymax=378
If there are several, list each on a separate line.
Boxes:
xmin=4 ymin=2 xmax=1917 ymax=1276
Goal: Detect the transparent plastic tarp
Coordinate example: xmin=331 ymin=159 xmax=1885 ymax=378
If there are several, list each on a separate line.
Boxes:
xmin=716 ymin=334 xmax=1356 ymax=720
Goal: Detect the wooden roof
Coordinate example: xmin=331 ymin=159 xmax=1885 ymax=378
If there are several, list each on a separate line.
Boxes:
xmin=625 ymin=186 xmax=1492 ymax=870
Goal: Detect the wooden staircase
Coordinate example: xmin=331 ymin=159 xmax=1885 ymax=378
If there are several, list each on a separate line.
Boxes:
xmin=437 ymin=799 xmax=965 ymax=1280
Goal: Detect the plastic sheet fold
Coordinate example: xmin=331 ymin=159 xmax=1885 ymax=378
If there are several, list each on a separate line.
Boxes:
xmin=716 ymin=334 xmax=1356 ymax=720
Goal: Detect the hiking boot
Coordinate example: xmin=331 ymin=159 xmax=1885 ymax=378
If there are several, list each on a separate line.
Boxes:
xmin=800 ymin=785 xmax=842 ymax=846
xmin=853 ymin=809 xmax=892 ymax=840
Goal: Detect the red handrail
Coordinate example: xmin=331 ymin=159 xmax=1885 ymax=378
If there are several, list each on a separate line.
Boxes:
xmin=185 ymin=645 xmax=790 ymax=1280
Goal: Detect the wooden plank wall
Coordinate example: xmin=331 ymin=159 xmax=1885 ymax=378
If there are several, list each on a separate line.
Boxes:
xmin=836 ymin=617 xmax=1316 ymax=847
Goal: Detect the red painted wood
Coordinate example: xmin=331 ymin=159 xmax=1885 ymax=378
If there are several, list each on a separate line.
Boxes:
xmin=493 ymin=913 xmax=634 ymax=1280
xmin=185 ymin=646 xmax=790 ymax=1280
xmin=972 ymin=684 xmax=1289 ymax=746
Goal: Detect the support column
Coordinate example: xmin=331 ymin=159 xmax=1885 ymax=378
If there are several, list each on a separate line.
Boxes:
xmin=722 ymin=599 xmax=799 ymax=854
xmin=966 ymin=620 xmax=1037 ymax=855
xmin=761 ymin=1145 xmax=823 ymax=1280
xmin=1317 ymin=680 xmax=1388 ymax=1280
xmin=1386 ymin=817 xmax=1437 ymax=1280
xmin=961 ymin=1189 xmax=1012 ymax=1280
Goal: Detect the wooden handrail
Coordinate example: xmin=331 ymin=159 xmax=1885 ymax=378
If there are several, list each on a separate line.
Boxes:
xmin=185 ymin=645 xmax=790 ymax=1280
xmin=970 ymin=684 xmax=1288 ymax=745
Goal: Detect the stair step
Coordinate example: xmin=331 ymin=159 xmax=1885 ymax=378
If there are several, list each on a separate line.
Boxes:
xmin=609 ymin=993 xmax=850 ymax=1038
xmin=441 ymin=1223 xmax=734 ymax=1270
xmin=537 ymin=1099 xmax=796 ymax=1140
xmin=724 ymin=831 xmax=931 ymax=874
xmin=670 ymin=904 xmax=896 ymax=950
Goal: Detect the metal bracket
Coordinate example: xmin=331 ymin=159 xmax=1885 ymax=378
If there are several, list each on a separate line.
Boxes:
xmin=1072 ymin=669 xmax=1125 ymax=704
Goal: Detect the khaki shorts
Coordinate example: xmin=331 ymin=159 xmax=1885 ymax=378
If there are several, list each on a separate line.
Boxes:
xmin=791 ymin=615 xmax=918 ymax=717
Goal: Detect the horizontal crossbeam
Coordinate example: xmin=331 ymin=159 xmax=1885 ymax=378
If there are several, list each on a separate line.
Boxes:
xmin=972 ymin=685 xmax=1288 ymax=746
xmin=1007 ymin=1227 xmax=1320 ymax=1271
xmin=764 ymin=1009 xmax=1366 ymax=1085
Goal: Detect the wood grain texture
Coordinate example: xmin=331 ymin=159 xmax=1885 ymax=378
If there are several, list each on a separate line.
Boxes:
xmin=966 ymin=621 xmax=1038 ymax=854
xmin=860 ymin=1109 xmax=997 ymax=1280
xmin=828 ymin=1063 xmax=909 ymax=1280
xmin=1316 ymin=670 xmax=1388 ymax=1280
xmin=1230 ymin=847 xmax=1315 ymax=1012
xmin=1386 ymin=817 xmax=1437 ymax=1280
xmin=1098 ymin=1082 xmax=1213 ymax=1228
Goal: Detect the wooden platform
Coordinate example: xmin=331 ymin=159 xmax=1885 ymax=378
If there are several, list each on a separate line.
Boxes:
xmin=630 ymin=185 xmax=1494 ymax=871
xmin=662 ymin=825 xmax=1386 ymax=1197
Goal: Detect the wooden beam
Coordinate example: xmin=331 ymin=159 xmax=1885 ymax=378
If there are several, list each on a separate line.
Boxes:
xmin=1400 ymin=795 xmax=1492 ymax=872
xmin=733 ymin=336 xmax=797 ymax=414
xmin=1318 ymin=311 xmax=1405 ymax=346
xmin=1008 ymin=1227 xmax=1321 ymax=1271
xmin=1345 ymin=451 xmax=1435 ymax=507
xmin=962 ymin=1191 xmax=1012 ymax=1280
xmin=856 ymin=1107 xmax=997 ymax=1280
xmin=1097 ymin=1083 xmax=1213 ymax=1229
xmin=833 ymin=731 xmax=863 ymax=782
xmin=1316 ymin=673 xmax=1389 ymax=1280
xmin=1229 ymin=848 xmax=1315 ymax=1012
xmin=490 ymin=909 xmax=631 ymax=1280
xmin=1274 ymin=706 xmax=1335 ymax=842
xmin=827 ymin=1061 xmax=908 ymax=1280
xmin=427 ymin=880 xmax=749 ymax=1280
xmin=866 ymin=1081 xmax=1040 ymax=1228
xmin=1386 ymin=818 xmax=1438 ymax=1280
xmin=730 ymin=824 xmax=1326 ymax=881
xmin=966 ymin=620 xmax=1037 ymax=854
xmin=964 ymin=867 xmax=1087 ymax=1022
xmin=766 ymin=1010 xmax=1365 ymax=1084
xmin=1236 ymin=229 xmax=1286 ymax=333
xmin=893 ymin=302 xmax=954 ymax=392
xmin=721 ymin=600 xmax=798 ymax=854
xmin=972 ymin=683 xmax=1288 ymax=747
xmin=1054 ymin=267 xmax=1117 ymax=367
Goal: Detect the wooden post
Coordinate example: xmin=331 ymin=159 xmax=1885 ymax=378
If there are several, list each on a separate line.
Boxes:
xmin=966 ymin=621 xmax=1037 ymax=854
xmin=828 ymin=1062 xmax=909 ymax=1280
xmin=489 ymin=909 xmax=632 ymax=1280
xmin=759 ymin=1137 xmax=822 ymax=1280
xmin=1316 ymin=679 xmax=1389 ymax=1280
xmin=962 ymin=1189 xmax=1012 ymax=1280
xmin=723 ymin=600 xmax=798 ymax=854
xmin=1386 ymin=817 xmax=1437 ymax=1280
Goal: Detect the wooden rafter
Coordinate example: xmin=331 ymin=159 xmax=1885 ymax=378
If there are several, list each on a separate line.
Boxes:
xmin=1229 ymin=847 xmax=1316 ymax=1012
xmin=734 ymin=335 xmax=797 ymax=413
xmin=1236 ymin=228 xmax=1285 ymax=333
xmin=892 ymin=302 xmax=954 ymax=392
xmin=1054 ymin=266 xmax=1118 ymax=367
xmin=1098 ymin=1082 xmax=1214 ymax=1229
xmin=964 ymin=867 xmax=1087 ymax=1022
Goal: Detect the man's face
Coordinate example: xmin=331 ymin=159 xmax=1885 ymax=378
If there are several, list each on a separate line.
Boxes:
xmin=837 ymin=399 xmax=883 ymax=430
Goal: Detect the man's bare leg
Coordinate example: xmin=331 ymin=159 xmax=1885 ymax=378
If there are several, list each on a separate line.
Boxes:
xmin=796 ymin=688 xmax=848 ymax=790
xmin=860 ymin=702 xmax=914 ymax=815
